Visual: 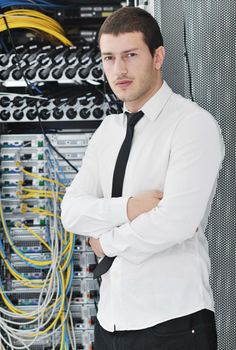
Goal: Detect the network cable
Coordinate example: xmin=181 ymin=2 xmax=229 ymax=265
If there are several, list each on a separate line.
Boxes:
xmin=0 ymin=9 xmax=72 ymax=46
xmin=0 ymin=0 xmax=66 ymax=10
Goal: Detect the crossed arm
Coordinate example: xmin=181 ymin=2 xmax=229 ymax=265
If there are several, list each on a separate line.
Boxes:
xmin=89 ymin=190 xmax=163 ymax=257
xmin=61 ymin=113 xmax=223 ymax=265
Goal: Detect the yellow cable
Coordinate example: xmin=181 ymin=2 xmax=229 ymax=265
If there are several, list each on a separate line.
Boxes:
xmin=17 ymin=222 xmax=72 ymax=260
xmin=16 ymin=221 xmax=51 ymax=251
xmin=16 ymin=163 xmax=66 ymax=188
xmin=60 ymin=315 xmax=65 ymax=350
xmin=0 ymin=266 xmax=66 ymax=327
xmin=20 ymin=188 xmax=65 ymax=195
xmin=0 ymin=10 xmax=73 ymax=46
xmin=17 ymin=193 xmax=62 ymax=202
xmin=0 ymin=160 xmax=72 ymax=336
xmin=0 ymin=203 xmax=51 ymax=266
xmin=26 ymin=206 xmax=61 ymax=219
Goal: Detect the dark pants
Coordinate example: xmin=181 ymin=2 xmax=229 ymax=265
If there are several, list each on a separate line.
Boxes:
xmin=94 ymin=309 xmax=217 ymax=350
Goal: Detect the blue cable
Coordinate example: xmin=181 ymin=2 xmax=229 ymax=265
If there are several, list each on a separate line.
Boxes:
xmin=0 ymin=213 xmax=52 ymax=269
xmin=62 ymin=232 xmax=75 ymax=272
xmin=0 ymin=238 xmax=50 ymax=274
xmin=0 ymin=199 xmax=52 ymax=269
xmin=65 ymin=260 xmax=74 ymax=296
xmin=65 ymin=332 xmax=70 ymax=350
xmin=0 ymin=1 xmax=66 ymax=9
xmin=45 ymin=146 xmax=69 ymax=186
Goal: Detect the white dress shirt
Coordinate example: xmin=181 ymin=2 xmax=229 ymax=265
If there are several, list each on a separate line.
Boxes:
xmin=61 ymin=81 xmax=224 ymax=332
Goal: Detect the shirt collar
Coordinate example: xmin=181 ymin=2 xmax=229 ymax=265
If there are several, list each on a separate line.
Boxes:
xmin=123 ymin=80 xmax=173 ymax=122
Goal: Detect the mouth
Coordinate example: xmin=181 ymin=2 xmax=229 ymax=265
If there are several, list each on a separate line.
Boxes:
xmin=115 ymin=79 xmax=133 ymax=89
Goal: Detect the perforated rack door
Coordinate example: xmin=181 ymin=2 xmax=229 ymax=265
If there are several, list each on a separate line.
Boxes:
xmin=153 ymin=1 xmax=236 ymax=349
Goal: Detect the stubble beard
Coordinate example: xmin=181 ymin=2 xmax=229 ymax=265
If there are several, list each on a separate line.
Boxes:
xmin=114 ymin=84 xmax=151 ymax=104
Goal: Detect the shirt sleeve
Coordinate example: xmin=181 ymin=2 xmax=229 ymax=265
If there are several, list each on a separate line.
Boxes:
xmin=61 ymin=119 xmax=129 ymax=238
xmin=100 ymin=112 xmax=225 ymax=264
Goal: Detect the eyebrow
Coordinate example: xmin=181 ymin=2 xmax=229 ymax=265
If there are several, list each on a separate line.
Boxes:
xmin=101 ymin=48 xmax=140 ymax=56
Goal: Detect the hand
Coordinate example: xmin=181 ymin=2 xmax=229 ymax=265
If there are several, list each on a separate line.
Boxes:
xmin=89 ymin=237 xmax=105 ymax=257
xmin=127 ymin=190 xmax=163 ymax=221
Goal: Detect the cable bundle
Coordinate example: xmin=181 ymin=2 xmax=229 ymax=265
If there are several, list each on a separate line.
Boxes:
xmin=0 ymin=143 xmax=76 ymax=349
xmin=0 ymin=0 xmax=63 ymax=9
xmin=0 ymin=9 xmax=73 ymax=46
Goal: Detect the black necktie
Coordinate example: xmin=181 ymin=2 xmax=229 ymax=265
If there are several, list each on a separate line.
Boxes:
xmin=93 ymin=110 xmax=144 ymax=279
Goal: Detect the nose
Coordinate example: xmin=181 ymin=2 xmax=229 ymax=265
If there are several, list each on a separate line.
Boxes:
xmin=114 ymin=56 xmax=128 ymax=77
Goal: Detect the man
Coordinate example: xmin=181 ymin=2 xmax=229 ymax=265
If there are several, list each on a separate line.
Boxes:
xmin=61 ymin=6 xmax=224 ymax=350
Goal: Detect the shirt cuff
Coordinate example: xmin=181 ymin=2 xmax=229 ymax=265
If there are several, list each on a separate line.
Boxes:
xmin=99 ymin=230 xmax=118 ymax=257
xmin=108 ymin=196 xmax=129 ymax=227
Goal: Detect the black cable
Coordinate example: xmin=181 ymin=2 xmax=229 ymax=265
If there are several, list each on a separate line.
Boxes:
xmin=36 ymin=105 xmax=79 ymax=173
xmin=0 ymin=34 xmax=9 ymax=53
xmin=183 ymin=16 xmax=194 ymax=102
xmin=2 ymin=12 xmax=79 ymax=173
xmin=2 ymin=15 xmax=33 ymax=93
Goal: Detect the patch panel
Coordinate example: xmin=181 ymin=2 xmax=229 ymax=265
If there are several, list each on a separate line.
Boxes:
xmin=74 ymin=236 xmax=91 ymax=252
xmin=54 ymin=4 xmax=120 ymax=20
xmin=18 ymin=298 xmax=40 ymax=306
xmin=1 ymin=200 xmax=46 ymax=217
xmin=3 ymin=285 xmax=42 ymax=298
xmin=71 ymin=304 xmax=97 ymax=330
xmin=0 ymin=133 xmax=91 ymax=161
xmin=0 ymin=147 xmax=84 ymax=164
xmin=58 ymin=161 xmax=82 ymax=174
xmin=13 ymin=337 xmax=55 ymax=348
xmin=12 ymin=330 xmax=94 ymax=350
xmin=0 ymin=147 xmax=45 ymax=161
xmin=6 ymin=280 xmax=44 ymax=293
xmin=20 ymin=270 xmax=44 ymax=279
xmin=8 ymin=252 xmax=52 ymax=265
xmin=0 ymin=174 xmax=49 ymax=188
xmin=0 ymin=202 xmax=21 ymax=214
xmin=9 ymin=227 xmax=47 ymax=241
xmin=0 ymin=134 xmax=45 ymax=148
xmin=50 ymin=132 xmax=92 ymax=147
xmin=65 ymin=329 xmax=95 ymax=350
xmin=1 ymin=187 xmax=20 ymax=198
xmin=13 ymin=244 xmax=43 ymax=254
xmin=1 ymin=198 xmax=47 ymax=209
xmin=0 ymin=161 xmax=45 ymax=175
xmin=73 ymin=252 xmax=97 ymax=278
xmin=52 ymin=146 xmax=87 ymax=160
xmin=71 ymin=279 xmax=99 ymax=304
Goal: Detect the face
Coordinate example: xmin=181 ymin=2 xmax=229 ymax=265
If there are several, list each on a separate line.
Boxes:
xmin=100 ymin=31 xmax=165 ymax=112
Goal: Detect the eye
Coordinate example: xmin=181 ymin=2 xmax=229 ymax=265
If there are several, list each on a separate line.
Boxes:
xmin=103 ymin=56 xmax=113 ymax=62
xmin=127 ymin=52 xmax=137 ymax=58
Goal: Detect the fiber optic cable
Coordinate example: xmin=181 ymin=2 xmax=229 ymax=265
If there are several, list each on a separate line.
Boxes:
xmin=0 ymin=9 xmax=73 ymax=46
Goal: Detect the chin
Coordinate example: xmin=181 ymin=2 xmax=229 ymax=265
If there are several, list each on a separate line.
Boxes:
xmin=114 ymin=93 xmax=125 ymax=102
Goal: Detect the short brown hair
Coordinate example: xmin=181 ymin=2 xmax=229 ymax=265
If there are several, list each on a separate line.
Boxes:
xmin=98 ymin=6 xmax=163 ymax=57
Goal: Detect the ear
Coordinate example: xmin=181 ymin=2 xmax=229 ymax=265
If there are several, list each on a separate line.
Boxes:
xmin=153 ymin=46 xmax=165 ymax=70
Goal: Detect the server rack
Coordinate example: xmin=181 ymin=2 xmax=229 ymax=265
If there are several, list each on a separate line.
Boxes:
xmin=0 ymin=1 xmax=122 ymax=349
